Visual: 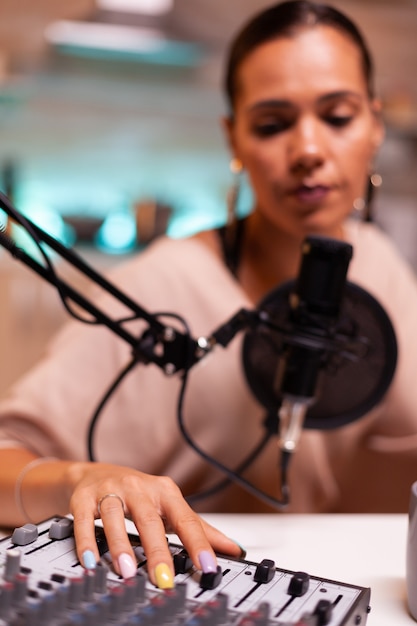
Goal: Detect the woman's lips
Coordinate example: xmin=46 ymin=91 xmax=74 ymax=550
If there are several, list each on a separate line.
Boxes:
xmin=294 ymin=185 xmax=330 ymax=203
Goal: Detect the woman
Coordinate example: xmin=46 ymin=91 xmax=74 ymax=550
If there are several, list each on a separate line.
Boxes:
xmin=1 ymin=0 xmax=417 ymax=589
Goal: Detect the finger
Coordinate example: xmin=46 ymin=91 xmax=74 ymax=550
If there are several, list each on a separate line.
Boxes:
xmin=98 ymin=494 xmax=138 ymax=579
xmin=71 ymin=495 xmax=100 ymax=571
xmin=162 ymin=499 xmax=217 ymax=573
xmin=200 ymin=518 xmax=247 ymax=558
xmin=129 ymin=497 xmax=176 ymax=589
xmin=149 ymin=482 xmax=220 ymax=576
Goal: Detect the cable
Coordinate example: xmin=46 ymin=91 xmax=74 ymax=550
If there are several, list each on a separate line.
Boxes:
xmin=87 ymin=356 xmax=139 ymax=462
xmin=185 ymin=424 xmax=273 ymax=505
xmin=87 ymin=310 xmax=193 ymax=462
xmin=176 ymin=334 xmax=291 ymax=510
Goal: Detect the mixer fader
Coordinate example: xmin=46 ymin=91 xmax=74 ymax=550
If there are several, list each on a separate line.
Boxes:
xmin=0 ymin=516 xmax=370 ymax=625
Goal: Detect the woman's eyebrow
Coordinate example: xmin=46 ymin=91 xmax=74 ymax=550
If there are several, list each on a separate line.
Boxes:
xmin=247 ymin=91 xmax=363 ymax=113
xmin=247 ymin=99 xmax=294 ymax=113
xmin=318 ymin=90 xmax=363 ymax=104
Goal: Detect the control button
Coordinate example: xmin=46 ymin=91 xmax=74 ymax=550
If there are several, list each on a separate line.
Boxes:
xmin=254 ymin=559 xmax=276 ymax=584
xmin=11 ymin=523 xmax=38 ymax=546
xmin=313 ymin=598 xmax=333 ymax=625
xmin=124 ymin=574 xmax=146 ymax=606
xmin=174 ymin=549 xmax=193 ymax=575
xmin=200 ymin=566 xmax=223 ymax=590
xmin=108 ymin=585 xmax=126 ymax=620
xmin=12 ymin=574 xmax=29 ymax=606
xmin=0 ymin=581 xmax=14 ymax=619
xmin=51 ymin=573 xmax=66 ymax=584
xmin=239 ymin=601 xmax=271 ymax=625
xmin=288 ymin=571 xmax=310 ymax=596
xmin=94 ymin=563 xmax=109 ymax=594
xmin=49 ymin=517 xmax=74 ymax=540
xmin=165 ymin=582 xmax=187 ymax=613
xmin=205 ymin=592 xmax=229 ymax=622
xmin=38 ymin=580 xmax=53 ymax=591
xmin=4 ymin=548 xmax=21 ymax=581
xmin=83 ymin=570 xmax=96 ymax=602
xmin=67 ymin=577 xmax=84 ymax=609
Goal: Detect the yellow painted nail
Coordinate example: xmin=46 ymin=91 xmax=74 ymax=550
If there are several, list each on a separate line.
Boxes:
xmin=154 ymin=563 xmax=174 ymax=589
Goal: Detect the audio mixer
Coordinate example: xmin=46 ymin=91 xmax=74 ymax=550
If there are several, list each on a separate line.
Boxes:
xmin=0 ymin=516 xmax=370 ymax=625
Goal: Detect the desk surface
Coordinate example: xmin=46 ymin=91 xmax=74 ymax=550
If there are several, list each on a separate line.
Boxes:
xmin=198 ymin=513 xmax=413 ymax=625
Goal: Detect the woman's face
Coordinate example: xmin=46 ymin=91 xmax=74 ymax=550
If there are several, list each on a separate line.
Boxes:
xmin=225 ymin=25 xmax=384 ymax=239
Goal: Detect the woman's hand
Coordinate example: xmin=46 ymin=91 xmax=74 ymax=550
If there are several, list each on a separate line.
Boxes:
xmin=66 ymin=462 xmax=243 ymax=588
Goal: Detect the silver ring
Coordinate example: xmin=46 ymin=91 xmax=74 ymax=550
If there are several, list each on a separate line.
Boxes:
xmin=97 ymin=493 xmax=126 ymax=517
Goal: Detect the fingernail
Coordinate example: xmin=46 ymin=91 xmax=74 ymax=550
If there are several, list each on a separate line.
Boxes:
xmin=118 ymin=553 xmax=137 ymax=579
xmin=198 ymin=550 xmax=217 ymax=573
xmin=82 ymin=550 xmax=96 ymax=570
xmin=154 ymin=563 xmax=174 ymax=589
xmin=231 ymin=538 xmax=247 ymax=559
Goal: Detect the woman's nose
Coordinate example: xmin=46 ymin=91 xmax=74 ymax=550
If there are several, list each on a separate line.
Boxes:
xmin=288 ymin=117 xmax=326 ymax=173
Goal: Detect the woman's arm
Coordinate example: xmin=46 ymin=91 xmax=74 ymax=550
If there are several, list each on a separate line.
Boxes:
xmin=0 ymin=448 xmax=72 ymax=525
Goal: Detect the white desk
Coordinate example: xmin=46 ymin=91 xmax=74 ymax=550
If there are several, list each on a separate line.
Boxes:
xmin=198 ymin=513 xmax=413 ymax=625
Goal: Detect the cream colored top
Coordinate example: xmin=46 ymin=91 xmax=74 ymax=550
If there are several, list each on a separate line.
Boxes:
xmin=0 ymin=221 xmax=417 ymax=513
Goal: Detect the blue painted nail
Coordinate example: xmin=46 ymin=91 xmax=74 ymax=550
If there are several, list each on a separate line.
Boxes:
xmin=82 ymin=550 xmax=96 ymax=570
xmin=198 ymin=550 xmax=217 ymax=573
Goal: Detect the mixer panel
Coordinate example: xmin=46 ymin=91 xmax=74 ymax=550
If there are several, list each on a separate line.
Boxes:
xmin=0 ymin=516 xmax=371 ymax=625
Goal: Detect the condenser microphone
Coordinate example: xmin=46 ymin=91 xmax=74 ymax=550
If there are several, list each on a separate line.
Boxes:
xmin=273 ymin=236 xmax=353 ymax=453
xmin=242 ymin=235 xmax=397 ymax=454
xmin=186 ymin=233 xmax=396 ymax=505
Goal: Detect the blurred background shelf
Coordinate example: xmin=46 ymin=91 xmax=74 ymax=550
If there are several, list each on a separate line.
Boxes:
xmin=0 ymin=0 xmax=416 ymax=242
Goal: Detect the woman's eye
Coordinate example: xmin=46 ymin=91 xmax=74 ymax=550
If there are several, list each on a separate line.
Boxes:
xmin=325 ymin=115 xmax=353 ymax=128
xmin=252 ymin=119 xmax=290 ymax=137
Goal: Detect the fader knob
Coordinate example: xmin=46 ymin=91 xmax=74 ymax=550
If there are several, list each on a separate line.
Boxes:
xmin=174 ymin=549 xmax=193 ymax=574
xmin=11 ymin=523 xmax=38 ymax=546
xmin=313 ymin=598 xmax=333 ymax=625
xmin=254 ymin=559 xmax=276 ymax=584
xmin=200 ymin=566 xmax=223 ymax=590
xmin=287 ymin=571 xmax=310 ymax=596
xmin=49 ymin=517 xmax=74 ymax=540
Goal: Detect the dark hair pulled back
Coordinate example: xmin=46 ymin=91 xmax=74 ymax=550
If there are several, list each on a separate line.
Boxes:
xmin=224 ymin=0 xmax=375 ymax=113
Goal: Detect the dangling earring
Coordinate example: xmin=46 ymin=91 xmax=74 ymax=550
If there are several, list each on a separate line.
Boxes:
xmin=352 ymin=171 xmax=382 ymax=223
xmin=364 ymin=172 xmax=382 ymax=222
xmin=221 ymin=157 xmax=245 ymax=276
xmin=226 ymin=157 xmax=243 ymax=226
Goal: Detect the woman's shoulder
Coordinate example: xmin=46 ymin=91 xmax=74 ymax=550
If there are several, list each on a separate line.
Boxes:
xmin=345 ymin=220 xmax=417 ymax=325
xmin=108 ymin=231 xmax=223 ymax=280
xmin=346 ymin=219 xmax=415 ymax=279
xmin=95 ymin=230 xmax=250 ymax=321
